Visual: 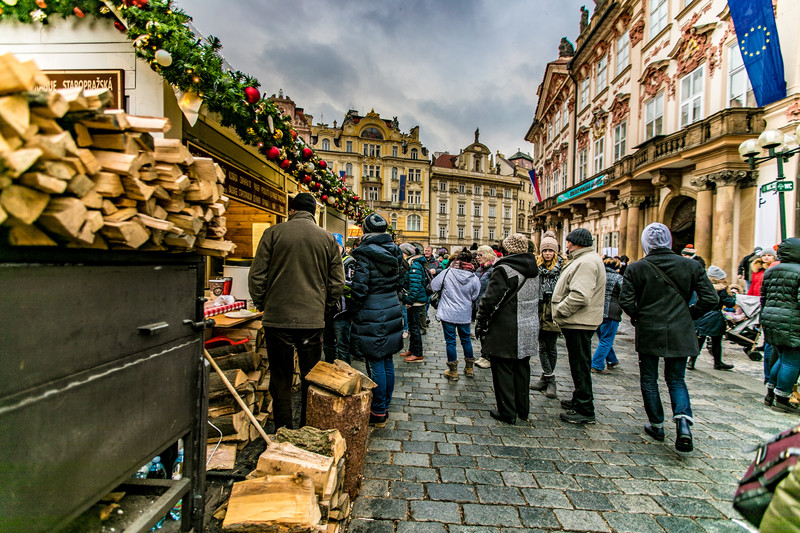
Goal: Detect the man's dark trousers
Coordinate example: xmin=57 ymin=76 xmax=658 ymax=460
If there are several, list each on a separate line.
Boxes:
xmin=562 ymin=328 xmax=595 ymax=416
xmin=263 ymin=327 xmax=323 ymax=430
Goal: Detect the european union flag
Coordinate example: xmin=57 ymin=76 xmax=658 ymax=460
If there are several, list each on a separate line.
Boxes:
xmin=728 ymin=0 xmax=786 ymax=107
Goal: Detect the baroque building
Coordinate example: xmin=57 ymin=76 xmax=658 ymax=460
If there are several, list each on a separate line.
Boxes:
xmin=526 ymin=0 xmax=800 ymax=277
xmin=309 ymin=110 xmax=429 ymax=242
xmin=429 ymin=130 xmax=530 ymax=252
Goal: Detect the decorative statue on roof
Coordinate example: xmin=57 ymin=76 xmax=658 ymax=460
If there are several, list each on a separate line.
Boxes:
xmin=474 ymin=127 xmax=480 ymax=144
xmin=391 ymin=116 xmax=399 ymax=129
xmin=559 ymin=37 xmax=575 ymax=57
xmin=580 ymin=6 xmax=589 ymax=33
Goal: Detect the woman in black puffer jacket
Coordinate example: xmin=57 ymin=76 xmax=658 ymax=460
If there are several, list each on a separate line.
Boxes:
xmin=349 ymin=214 xmax=405 ymax=426
xmin=762 ymin=237 xmax=800 ymax=413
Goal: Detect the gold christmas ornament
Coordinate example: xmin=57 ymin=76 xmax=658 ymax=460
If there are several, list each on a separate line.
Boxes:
xmin=273 ymin=130 xmax=283 ymax=141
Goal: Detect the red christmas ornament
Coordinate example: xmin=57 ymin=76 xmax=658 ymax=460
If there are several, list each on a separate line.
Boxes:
xmin=302 ymin=175 xmax=312 ymax=184
xmin=321 ymin=195 xmax=328 ymax=202
xmin=318 ymin=160 xmax=327 ymax=170
xmin=123 ymin=0 xmax=149 ymax=6
xmin=279 ymin=159 xmax=291 ymax=169
xmin=302 ymin=147 xmax=313 ymax=159
xmin=244 ymin=86 xmax=260 ymax=104
xmin=73 ymin=6 xmax=85 ymax=17
xmin=314 ymin=182 xmax=321 ymax=190
xmin=290 ymin=130 xmax=298 ymax=140
xmin=353 ymin=195 xmax=359 ymax=201
xmin=265 ymin=146 xmax=280 ymax=159
xmin=114 ymin=21 xmax=126 ymax=33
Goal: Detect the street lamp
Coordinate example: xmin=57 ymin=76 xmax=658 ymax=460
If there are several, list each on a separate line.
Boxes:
xmin=739 ymin=124 xmax=800 ymax=241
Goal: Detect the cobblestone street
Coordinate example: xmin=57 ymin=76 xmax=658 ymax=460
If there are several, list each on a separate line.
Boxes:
xmin=348 ymin=318 xmax=794 ymax=533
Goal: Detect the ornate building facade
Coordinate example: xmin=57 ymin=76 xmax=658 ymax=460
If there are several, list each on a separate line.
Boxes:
xmin=429 ymin=131 xmax=530 ymax=252
xmin=526 ymin=0 xmax=799 ymax=277
xmin=309 ymin=110 xmax=429 ymax=242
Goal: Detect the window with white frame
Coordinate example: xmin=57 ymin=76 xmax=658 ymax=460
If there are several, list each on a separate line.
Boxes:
xmin=391 ymin=213 xmax=397 ymax=228
xmin=411 ymin=169 xmax=422 ymax=181
xmin=474 ymin=185 xmax=482 ymax=195
xmin=439 ymin=181 xmax=447 ymax=191
xmin=473 ymin=203 xmax=481 ymax=217
xmin=345 ymin=162 xmax=353 ymax=176
xmin=680 ymin=66 xmax=704 ymax=127
xmin=458 ymin=202 xmax=465 ymax=216
xmin=391 ymin=167 xmax=398 ymax=180
xmin=458 ymin=183 xmax=466 ymax=193
xmin=439 ymin=201 xmax=447 ymax=215
xmin=593 ymin=137 xmax=605 ymax=173
xmin=650 ymin=0 xmax=668 ymax=38
xmin=561 ymin=160 xmax=568 ymax=190
xmin=392 ymin=146 xmax=398 ymax=157
xmin=504 ymin=207 xmax=511 ymax=219
xmin=489 ymin=187 xmax=496 ymax=197
xmin=473 ymin=226 xmax=480 ymax=239
xmin=346 ymin=141 xmax=353 ymax=152
xmin=502 ymin=228 xmax=510 ymax=238
xmin=578 ymin=149 xmax=588 ymax=181
xmin=407 ymin=190 xmax=421 ymax=204
xmin=562 ymin=101 xmax=569 ymax=127
xmin=729 ymin=43 xmax=755 ymax=107
xmin=321 ymin=138 xmax=330 ymax=150
xmin=489 ymin=205 xmax=496 ymax=218
xmin=504 ymin=189 xmax=512 ymax=199
xmin=580 ymin=77 xmax=590 ymax=109
xmin=410 ymin=148 xmax=418 ymax=159
xmin=553 ymin=169 xmax=560 ymax=193
xmin=616 ymin=32 xmax=629 ymax=75
xmin=439 ymin=225 xmax=447 ymax=238
xmin=554 ymin=110 xmax=561 ymax=133
xmin=363 ymin=144 xmax=381 ymax=157
xmin=489 ymin=228 xmax=495 ymax=240
xmin=391 ymin=189 xmax=398 ymax=202
xmin=367 ymin=186 xmax=379 ymax=201
xmin=597 ymin=55 xmax=608 ymax=93
xmin=545 ymin=175 xmax=551 ymax=197
xmin=613 ymin=122 xmax=627 ymax=162
xmin=645 ymin=93 xmax=664 ymax=139
xmin=547 ymin=123 xmax=553 ymax=143
xmin=407 ymin=214 xmax=421 ymax=232
xmin=458 ymin=226 xmax=465 ymax=239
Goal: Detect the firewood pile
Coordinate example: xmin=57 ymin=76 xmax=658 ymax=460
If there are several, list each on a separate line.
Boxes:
xmin=0 ymin=53 xmax=235 ymax=256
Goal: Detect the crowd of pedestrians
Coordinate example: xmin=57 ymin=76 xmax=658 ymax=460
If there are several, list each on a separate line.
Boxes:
xmin=246 ymin=192 xmax=799 ymax=450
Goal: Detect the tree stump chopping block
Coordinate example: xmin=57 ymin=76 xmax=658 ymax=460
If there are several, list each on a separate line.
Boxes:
xmin=306 ymin=385 xmax=371 ymax=499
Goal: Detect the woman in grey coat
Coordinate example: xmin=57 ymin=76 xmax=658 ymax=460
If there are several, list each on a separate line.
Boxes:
xmin=430 ymin=250 xmax=481 ymax=381
xmin=475 ymin=234 xmax=540 ymax=424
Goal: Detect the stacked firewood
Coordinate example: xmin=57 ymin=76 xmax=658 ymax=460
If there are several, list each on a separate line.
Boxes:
xmin=0 ymin=53 xmax=235 ymax=256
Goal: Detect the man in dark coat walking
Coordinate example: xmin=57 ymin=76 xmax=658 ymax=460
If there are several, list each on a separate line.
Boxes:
xmin=248 ymin=193 xmax=345 ymax=430
xmin=620 ymin=222 xmax=718 ymax=452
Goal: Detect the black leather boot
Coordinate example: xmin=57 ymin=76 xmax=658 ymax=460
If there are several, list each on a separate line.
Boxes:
xmin=687 ymin=356 xmax=697 ymax=370
xmin=675 ymin=418 xmax=693 ymax=452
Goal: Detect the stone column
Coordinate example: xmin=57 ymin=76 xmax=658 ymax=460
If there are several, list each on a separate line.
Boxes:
xmin=709 ymin=170 xmax=751 ymax=277
xmin=532 ymin=222 xmax=543 ymax=251
xmin=625 ymin=196 xmax=646 ymax=260
xmin=689 ymin=176 xmax=714 ymax=263
xmin=617 ymin=199 xmax=629 ymax=258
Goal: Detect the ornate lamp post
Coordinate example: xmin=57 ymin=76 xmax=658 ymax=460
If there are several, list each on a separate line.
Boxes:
xmin=739 ymin=125 xmax=800 ymax=241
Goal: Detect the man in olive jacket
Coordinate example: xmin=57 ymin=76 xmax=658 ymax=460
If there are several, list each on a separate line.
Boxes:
xmin=248 ymin=193 xmax=345 ymax=430
xmin=552 ymin=227 xmax=606 ymax=425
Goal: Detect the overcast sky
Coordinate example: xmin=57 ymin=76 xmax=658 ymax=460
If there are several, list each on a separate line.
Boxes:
xmin=176 ymin=0 xmax=588 ymax=159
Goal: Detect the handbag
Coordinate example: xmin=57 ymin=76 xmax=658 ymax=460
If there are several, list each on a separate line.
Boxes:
xmin=429 ymin=270 xmax=449 ymax=309
xmin=733 ymin=423 xmax=800 ymax=526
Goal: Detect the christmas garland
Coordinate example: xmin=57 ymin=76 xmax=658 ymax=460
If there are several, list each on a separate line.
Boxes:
xmin=0 ymin=0 xmax=372 ymax=223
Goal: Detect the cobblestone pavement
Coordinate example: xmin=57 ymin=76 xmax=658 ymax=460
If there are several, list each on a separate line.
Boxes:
xmin=347 ymin=317 xmax=796 ymax=533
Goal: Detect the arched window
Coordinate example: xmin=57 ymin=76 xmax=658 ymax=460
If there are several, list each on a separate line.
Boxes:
xmin=410 ymin=148 xmax=418 ymax=160
xmin=321 ymin=138 xmax=330 ymax=150
xmin=474 ymin=156 xmax=482 ymax=172
xmin=407 ymin=214 xmax=421 ymax=232
xmin=392 ymin=167 xmax=398 ymax=180
xmin=345 ymin=163 xmax=353 ymax=176
xmin=390 ymin=213 xmax=398 ymax=228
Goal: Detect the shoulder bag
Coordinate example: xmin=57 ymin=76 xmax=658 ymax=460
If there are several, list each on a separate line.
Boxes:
xmin=639 ymin=258 xmax=689 ymax=302
xmin=429 ymin=269 xmax=450 ymax=309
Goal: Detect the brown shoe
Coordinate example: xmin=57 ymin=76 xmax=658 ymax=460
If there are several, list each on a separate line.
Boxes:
xmin=399 ymin=351 xmax=413 ymax=358
xmin=404 ymin=355 xmax=424 ymax=362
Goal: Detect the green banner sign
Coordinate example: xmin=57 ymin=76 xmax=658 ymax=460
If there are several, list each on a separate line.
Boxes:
xmin=762 ymin=180 xmax=795 ymax=193
xmin=557 ymin=175 xmax=606 ymax=203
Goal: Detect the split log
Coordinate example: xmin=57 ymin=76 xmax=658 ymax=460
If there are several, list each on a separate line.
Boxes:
xmin=0 ymin=53 xmax=37 ymax=94
xmin=84 ymin=210 xmax=104 ymax=232
xmin=92 ymin=150 xmax=139 ymax=175
xmin=306 ymin=386 xmax=372 ymax=498
xmin=99 ymin=219 xmax=150 ymax=248
xmin=209 ymin=369 xmax=248 ymax=397
xmin=274 ymin=427 xmax=346 ymax=464
xmin=58 ymin=87 xmax=89 ymax=112
xmin=209 ymin=411 xmax=250 ymax=440
xmin=121 ymin=176 xmax=155 ymax=201
xmin=206 ymin=443 xmax=237 ymax=471
xmin=24 ymin=90 xmax=69 ymax=119
xmin=29 ymin=113 xmax=63 ymax=134
xmin=196 ymin=237 xmax=236 ymax=256
xmin=7 ymin=221 xmax=57 ymax=246
xmin=2 ymin=148 xmax=42 ymax=179
xmin=66 ymin=174 xmax=95 ymax=197
xmin=83 ymin=88 xmax=113 ymax=110
xmin=0 ymin=184 xmax=49 ymax=224
xmin=0 ymin=95 xmax=30 ymax=137
xmin=155 ymin=175 xmax=189 ymax=192
xmin=24 ymin=131 xmax=77 ymax=159
xmin=134 ymin=213 xmax=176 ymax=233
xmin=100 ymin=199 xmax=117 ymax=215
xmin=19 ymin=172 xmax=67 ymax=194
xmin=305 ymin=361 xmax=362 ymax=396
xmin=163 ymin=232 xmax=195 ymax=248
xmin=214 ymin=351 xmax=257 ymax=373
xmin=104 ymin=207 xmax=138 ymax=222
xmin=333 ymin=360 xmax=377 ymax=390
xmin=249 ymin=442 xmax=334 ymax=497
xmin=72 ymin=123 xmax=92 ymax=147
xmin=222 ymin=474 xmax=321 ymax=532
xmin=91 ymin=131 xmax=154 ymax=153
xmin=167 ymin=213 xmax=203 ymax=235
xmin=125 ymin=114 xmax=170 ymax=133
xmin=153 ymin=138 xmax=193 ymax=164
xmin=37 ymin=197 xmax=87 ymax=239
xmin=35 ymin=159 xmax=75 ymax=180
xmin=91 ymin=172 xmax=124 ymax=197
xmin=77 ymin=149 xmax=100 ymax=175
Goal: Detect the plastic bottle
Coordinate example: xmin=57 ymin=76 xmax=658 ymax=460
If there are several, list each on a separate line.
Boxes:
xmin=169 ymin=440 xmax=184 ymax=521
xmin=133 ymin=460 xmax=151 ymax=479
xmin=147 ymin=456 xmax=167 ymax=479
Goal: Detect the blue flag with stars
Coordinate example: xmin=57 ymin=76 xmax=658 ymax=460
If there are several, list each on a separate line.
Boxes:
xmin=728 ymin=0 xmax=786 ymax=107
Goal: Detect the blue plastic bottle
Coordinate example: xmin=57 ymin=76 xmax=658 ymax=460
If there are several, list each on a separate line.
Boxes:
xmin=147 ymin=456 xmax=167 ymax=479
xmin=169 ymin=446 xmax=184 ymax=521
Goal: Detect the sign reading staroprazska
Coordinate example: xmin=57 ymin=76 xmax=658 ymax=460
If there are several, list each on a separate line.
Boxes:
xmin=38 ymin=70 xmax=125 ymax=110
xmin=557 ymin=175 xmax=606 ymax=203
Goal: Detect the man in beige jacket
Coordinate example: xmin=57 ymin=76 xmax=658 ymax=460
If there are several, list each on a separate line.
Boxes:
xmin=551 ymin=228 xmax=606 ymax=424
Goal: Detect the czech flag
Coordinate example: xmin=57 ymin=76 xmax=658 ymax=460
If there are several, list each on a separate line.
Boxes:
xmin=529 ymin=169 xmax=542 ymax=203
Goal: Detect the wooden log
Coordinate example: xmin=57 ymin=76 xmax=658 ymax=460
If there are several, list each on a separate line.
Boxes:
xmin=208 ymin=411 xmax=250 ymax=440
xmin=113 ymin=197 xmax=137 ymax=208
xmin=35 ymin=159 xmax=75 ymax=180
xmin=92 ymin=150 xmax=139 ymax=175
xmin=25 ymin=90 xmax=69 ymax=119
xmin=154 ymin=162 xmax=182 ymax=180
xmin=91 ymin=172 xmax=124 ymax=197
xmin=185 ymin=179 xmax=219 ymax=203
xmin=134 ymin=213 xmax=177 ymax=233
xmin=209 ymin=369 xmax=249 ymax=397
xmin=66 ymin=174 xmax=96 ymax=198
xmin=167 ymin=213 xmax=203 ymax=235
xmin=78 ymin=109 xmax=129 ymax=130
xmin=104 ymin=207 xmax=137 ymax=222
xmin=222 ymin=474 xmax=321 ymax=532
xmin=330 ymin=493 xmax=350 ymax=520
xmin=84 ymin=210 xmax=104 ymax=232
xmin=19 ymin=172 xmax=67 ymax=194
xmin=214 ymin=351 xmax=257 ymax=373
xmin=58 ymin=87 xmax=89 ymax=112
xmin=137 ymin=168 xmax=158 ymax=182
xmin=91 ymin=131 xmax=154 ymax=153
xmin=125 ymin=114 xmax=171 ymax=133
xmin=72 ymin=123 xmax=93 ymax=147
xmin=151 ymin=184 xmax=170 ymax=201
xmin=333 ymin=360 xmax=377 ymax=390
xmin=274 ymin=427 xmax=346 ymax=464
xmin=0 ymin=184 xmax=49 ymax=224
xmin=121 ymin=175 xmax=155 ymax=201
xmin=7 ymin=221 xmax=57 ymax=246
xmin=83 ymin=88 xmax=113 ymax=110
xmin=155 ymin=175 xmax=190 ymax=192
xmin=29 ymin=113 xmax=63 ymax=135
xmin=206 ymin=443 xmax=237 ymax=471
xmin=100 ymin=219 xmax=150 ymax=248
xmin=161 ymin=195 xmax=186 ymax=213
xmin=100 ymin=199 xmax=117 ymax=215
xmin=3 ymin=148 xmax=42 ymax=179
xmin=153 ymin=138 xmax=193 ymax=164
xmin=306 ymin=386 xmax=372 ymax=499
xmin=0 ymin=53 xmax=37 ymax=94
xmin=38 ymin=197 xmax=87 ymax=239
xmin=80 ymin=189 xmax=104 ymax=209
xmin=0 ymin=95 xmax=30 ymax=138
xmin=305 ymin=361 xmax=362 ymax=396
xmin=191 ymin=157 xmax=218 ymax=183
xmin=163 ymin=232 xmax=195 ymax=248
xmin=250 ymin=442 xmax=334 ymax=496
xmin=196 ymin=238 xmax=236 ymax=256
xmin=77 ymin=149 xmax=100 ymax=175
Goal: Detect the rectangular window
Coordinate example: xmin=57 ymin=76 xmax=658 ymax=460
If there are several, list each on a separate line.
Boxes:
xmin=489 ymin=228 xmax=495 ymax=240
xmin=502 ymin=228 xmax=510 ymax=239
xmin=580 ymin=77 xmax=590 ymax=109
xmin=645 ymin=93 xmax=664 ymax=139
xmin=561 ymin=161 xmax=568 ymax=190
xmin=407 ymin=215 xmax=421 ymax=232
xmin=439 ymin=181 xmax=447 ymax=191
xmin=489 ymin=206 xmax=496 ymax=218
xmin=458 ymin=203 xmax=465 ymax=216
xmin=547 ymin=123 xmax=553 ymax=143
xmin=439 ymin=201 xmax=447 ymax=214
xmin=391 ymin=167 xmax=398 ymax=180
xmin=474 ymin=185 xmax=482 ymax=195
xmin=650 ymin=0 xmax=668 ymax=38
xmin=346 ymin=141 xmax=353 ymax=152
xmin=616 ymin=32 xmax=629 ymax=75
xmin=473 ymin=204 xmax=481 ymax=217
xmin=367 ymin=186 xmax=379 ymax=201
xmin=504 ymin=207 xmax=511 ymax=219
xmin=392 ymin=146 xmax=398 ymax=157
xmin=554 ymin=110 xmax=561 ymax=132
xmin=729 ymin=43 xmax=755 ymax=107
xmin=439 ymin=225 xmax=447 ymax=238
xmin=593 ymin=137 xmax=605 ymax=173
xmin=553 ymin=169 xmax=560 ymax=193
xmin=473 ymin=226 xmax=480 ymax=239
xmin=578 ymin=149 xmax=587 ymax=182
xmin=458 ymin=226 xmax=465 ymax=239
xmin=391 ymin=189 xmax=398 ymax=202
xmin=408 ymin=190 xmax=421 ymax=204
xmin=458 ymin=183 xmax=466 ymax=193
xmin=504 ymin=189 xmax=512 ymax=199
xmin=680 ymin=67 xmax=704 ymax=127
xmin=489 ymin=187 xmax=496 ymax=197
xmin=597 ymin=55 xmax=608 ymax=93
xmin=613 ymin=122 xmax=627 ymax=162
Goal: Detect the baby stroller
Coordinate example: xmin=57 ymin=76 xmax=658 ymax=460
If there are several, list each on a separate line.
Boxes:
xmin=725 ymin=294 xmax=763 ymax=361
